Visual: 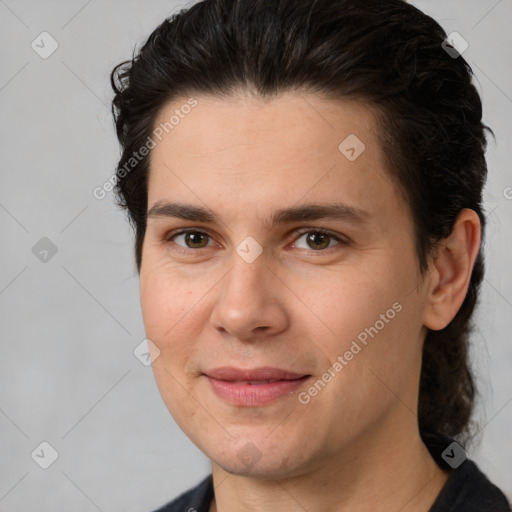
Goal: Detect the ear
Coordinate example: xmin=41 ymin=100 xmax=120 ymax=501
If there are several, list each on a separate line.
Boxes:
xmin=422 ymin=208 xmax=482 ymax=331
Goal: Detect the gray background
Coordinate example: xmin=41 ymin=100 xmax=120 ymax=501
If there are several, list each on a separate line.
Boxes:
xmin=0 ymin=0 xmax=510 ymax=510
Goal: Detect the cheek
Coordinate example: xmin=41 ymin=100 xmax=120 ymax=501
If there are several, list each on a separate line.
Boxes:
xmin=140 ymin=268 xmax=206 ymax=422
xmin=300 ymin=264 xmax=422 ymax=400
xmin=140 ymin=251 xmax=197 ymax=329
xmin=139 ymin=264 xmax=197 ymax=363
xmin=303 ymin=269 xmax=401 ymax=349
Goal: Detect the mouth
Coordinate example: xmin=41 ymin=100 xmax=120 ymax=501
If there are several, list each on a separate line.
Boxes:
xmin=204 ymin=366 xmax=311 ymax=406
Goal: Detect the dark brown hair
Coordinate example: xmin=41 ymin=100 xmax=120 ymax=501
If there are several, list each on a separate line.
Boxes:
xmin=110 ymin=0 xmax=493 ymax=442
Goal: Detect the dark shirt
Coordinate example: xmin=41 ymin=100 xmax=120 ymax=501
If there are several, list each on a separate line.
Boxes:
xmin=151 ymin=433 xmax=511 ymax=512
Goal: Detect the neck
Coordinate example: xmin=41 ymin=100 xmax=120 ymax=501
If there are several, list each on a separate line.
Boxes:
xmin=209 ymin=409 xmax=449 ymax=512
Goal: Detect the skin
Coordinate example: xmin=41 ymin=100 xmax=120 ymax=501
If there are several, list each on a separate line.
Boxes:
xmin=139 ymin=90 xmax=481 ymax=512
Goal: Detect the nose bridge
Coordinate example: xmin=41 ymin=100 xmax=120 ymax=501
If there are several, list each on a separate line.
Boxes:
xmin=223 ymin=246 xmax=270 ymax=307
xmin=210 ymin=246 xmax=287 ymax=337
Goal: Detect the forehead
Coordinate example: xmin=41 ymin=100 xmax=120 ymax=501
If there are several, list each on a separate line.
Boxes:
xmin=146 ymin=91 xmax=406 ymax=230
xmin=151 ymin=91 xmax=382 ymax=162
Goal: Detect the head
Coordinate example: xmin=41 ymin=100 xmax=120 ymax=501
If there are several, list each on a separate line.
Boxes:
xmin=110 ymin=0 xmax=492 ymax=476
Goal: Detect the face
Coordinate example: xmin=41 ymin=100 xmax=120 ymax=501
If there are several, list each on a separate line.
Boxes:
xmin=140 ymin=91 xmax=432 ymax=478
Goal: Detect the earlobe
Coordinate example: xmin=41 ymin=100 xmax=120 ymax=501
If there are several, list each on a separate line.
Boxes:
xmin=422 ymin=209 xmax=481 ymax=331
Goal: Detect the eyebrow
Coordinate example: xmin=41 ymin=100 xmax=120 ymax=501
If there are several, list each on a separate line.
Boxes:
xmin=147 ymin=201 xmax=372 ymax=228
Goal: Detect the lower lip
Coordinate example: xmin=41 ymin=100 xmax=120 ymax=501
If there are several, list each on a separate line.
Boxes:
xmin=206 ymin=376 xmax=310 ymax=406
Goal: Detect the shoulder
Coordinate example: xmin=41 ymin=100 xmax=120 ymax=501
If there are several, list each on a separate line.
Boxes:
xmin=423 ymin=432 xmax=511 ymax=512
xmin=430 ymin=458 xmax=511 ymax=512
xmin=150 ymin=474 xmax=214 ymax=512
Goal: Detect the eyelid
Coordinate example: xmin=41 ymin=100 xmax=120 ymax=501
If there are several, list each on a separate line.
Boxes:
xmin=164 ymin=228 xmax=218 ymax=251
xmin=291 ymin=227 xmax=348 ymax=247
xmin=164 ymin=227 xmax=349 ymax=252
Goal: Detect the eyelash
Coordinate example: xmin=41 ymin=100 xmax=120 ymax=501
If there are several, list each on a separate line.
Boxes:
xmin=164 ymin=227 xmax=348 ymax=255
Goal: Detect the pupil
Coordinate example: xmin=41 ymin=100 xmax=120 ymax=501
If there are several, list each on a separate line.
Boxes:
xmin=187 ymin=232 xmax=206 ymax=248
xmin=183 ymin=232 xmax=330 ymax=250
xmin=308 ymin=232 xmax=329 ymax=250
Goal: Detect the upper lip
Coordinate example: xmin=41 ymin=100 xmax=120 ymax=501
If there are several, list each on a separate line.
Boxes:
xmin=205 ymin=366 xmax=309 ymax=381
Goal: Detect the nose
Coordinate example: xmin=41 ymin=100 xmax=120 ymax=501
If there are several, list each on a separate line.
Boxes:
xmin=209 ymin=252 xmax=289 ymax=341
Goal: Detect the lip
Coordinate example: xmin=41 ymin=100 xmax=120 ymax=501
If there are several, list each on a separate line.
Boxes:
xmin=204 ymin=366 xmax=311 ymax=406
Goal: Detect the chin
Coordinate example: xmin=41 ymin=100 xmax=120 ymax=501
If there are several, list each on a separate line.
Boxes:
xmin=200 ymin=432 xmax=311 ymax=480
xmin=212 ymin=453 xmax=304 ymax=480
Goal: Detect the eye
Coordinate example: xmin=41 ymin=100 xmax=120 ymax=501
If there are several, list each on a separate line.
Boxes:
xmin=165 ymin=228 xmax=347 ymax=254
xmin=167 ymin=229 xmax=215 ymax=251
xmin=292 ymin=228 xmax=346 ymax=251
